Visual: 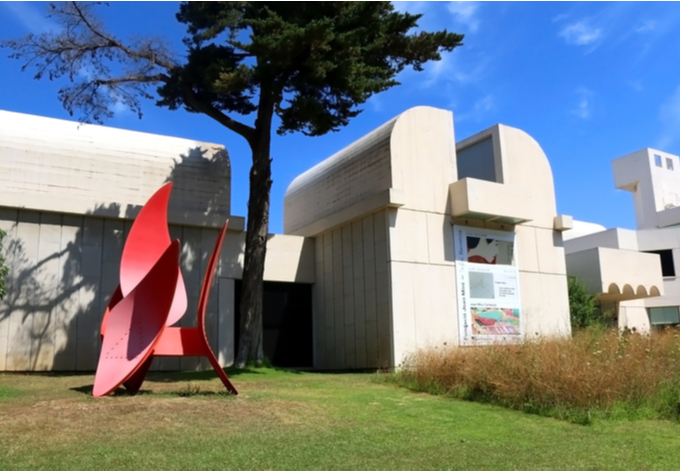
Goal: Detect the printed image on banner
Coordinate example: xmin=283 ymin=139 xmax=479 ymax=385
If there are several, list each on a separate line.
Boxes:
xmin=454 ymin=225 xmax=522 ymax=346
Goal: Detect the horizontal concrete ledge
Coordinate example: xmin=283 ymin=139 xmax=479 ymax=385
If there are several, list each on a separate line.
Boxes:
xmin=0 ymin=203 xmax=245 ymax=232
xmin=656 ymin=205 xmax=680 ymax=228
xmin=168 ymin=211 xmax=245 ymax=232
xmin=566 ymin=247 xmax=664 ymax=301
xmin=286 ymin=188 xmax=405 ymax=237
xmin=553 ymin=215 xmax=574 ymax=232
xmin=449 ymin=178 xmax=533 ymax=225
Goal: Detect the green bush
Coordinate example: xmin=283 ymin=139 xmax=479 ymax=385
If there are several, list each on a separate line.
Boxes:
xmin=568 ymin=276 xmax=600 ymax=330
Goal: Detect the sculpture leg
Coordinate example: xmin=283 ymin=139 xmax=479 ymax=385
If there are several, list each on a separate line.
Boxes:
xmin=205 ymin=348 xmax=238 ymax=395
xmin=123 ymin=355 xmax=154 ymax=394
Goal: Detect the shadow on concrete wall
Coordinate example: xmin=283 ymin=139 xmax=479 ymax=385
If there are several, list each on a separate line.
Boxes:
xmin=0 ymin=145 xmax=238 ymax=372
xmin=167 ymin=146 xmax=231 ymax=219
xmin=0 ymin=203 xmax=123 ymax=371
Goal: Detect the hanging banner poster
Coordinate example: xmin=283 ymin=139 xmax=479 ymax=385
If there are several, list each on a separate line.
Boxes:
xmin=453 ymin=225 xmax=522 ymax=346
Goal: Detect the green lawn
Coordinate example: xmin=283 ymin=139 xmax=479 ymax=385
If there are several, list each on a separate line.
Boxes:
xmin=1 ymin=368 xmax=680 ymax=470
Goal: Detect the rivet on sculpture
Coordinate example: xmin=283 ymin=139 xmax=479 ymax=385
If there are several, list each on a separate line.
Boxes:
xmin=93 ymin=183 xmax=238 ymax=397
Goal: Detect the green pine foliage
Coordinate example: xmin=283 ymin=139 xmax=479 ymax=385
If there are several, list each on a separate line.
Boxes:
xmin=1 ymin=2 xmax=464 ymax=365
xmin=157 ymin=2 xmax=464 ymax=138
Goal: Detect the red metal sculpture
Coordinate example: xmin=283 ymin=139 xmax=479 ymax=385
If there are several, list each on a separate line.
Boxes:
xmin=93 ymin=183 xmax=238 ymax=397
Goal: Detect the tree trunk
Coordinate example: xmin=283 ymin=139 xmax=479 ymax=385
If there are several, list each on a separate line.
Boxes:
xmin=235 ymin=110 xmax=273 ymax=368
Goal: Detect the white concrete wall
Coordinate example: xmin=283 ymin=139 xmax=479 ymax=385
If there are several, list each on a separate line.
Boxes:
xmin=284 ymin=118 xmax=397 ymax=236
xmin=613 ymin=148 xmax=680 ymax=229
xmin=0 ymin=208 xmax=313 ymax=371
xmin=628 ymin=226 xmax=680 ymax=331
xmin=564 ymin=222 xmax=680 ymax=332
xmin=285 ymin=106 xmax=572 ymax=369
xmin=564 ymin=227 xmax=639 ymax=255
xmin=312 ymin=211 xmax=392 ymax=369
xmin=454 ymin=124 xmax=572 ymax=338
xmin=0 ymin=109 xmax=314 ymax=371
xmin=386 ymin=108 xmax=459 ymax=366
xmin=0 ymin=110 xmax=232 ymax=225
xmin=566 ymin=247 xmax=662 ymax=299
xmin=287 ymin=107 xmax=462 ymax=369
xmin=496 ymin=125 xmax=572 ymax=338
xmin=562 ymin=220 xmax=606 ymax=241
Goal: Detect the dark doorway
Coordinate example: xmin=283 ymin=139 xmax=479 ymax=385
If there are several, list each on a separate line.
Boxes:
xmin=234 ymin=281 xmax=313 ymax=367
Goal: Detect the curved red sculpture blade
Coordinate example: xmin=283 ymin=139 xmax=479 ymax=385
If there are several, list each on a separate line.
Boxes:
xmin=196 ymin=221 xmax=238 ymax=394
xmin=119 ymin=182 xmax=187 ymax=326
xmin=96 ymin=181 xmax=238 ymax=396
xmin=93 ymin=241 xmax=180 ymax=398
xmin=151 ymin=221 xmax=238 ymax=395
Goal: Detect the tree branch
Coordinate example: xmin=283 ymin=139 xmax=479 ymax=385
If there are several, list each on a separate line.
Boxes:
xmin=181 ymin=86 xmax=255 ymax=144
xmin=69 ymin=1 xmax=176 ymax=71
xmin=93 ymin=73 xmax=170 ymax=86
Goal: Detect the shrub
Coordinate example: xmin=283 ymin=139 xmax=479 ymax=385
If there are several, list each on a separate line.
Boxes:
xmin=568 ymin=276 xmax=602 ymax=330
xmin=394 ymin=328 xmax=680 ymax=424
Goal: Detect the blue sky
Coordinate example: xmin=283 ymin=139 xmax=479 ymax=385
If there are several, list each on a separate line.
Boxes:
xmin=1 ymin=2 xmax=680 ymax=234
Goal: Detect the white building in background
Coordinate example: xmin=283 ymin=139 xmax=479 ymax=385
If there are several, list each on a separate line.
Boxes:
xmin=564 ymin=148 xmax=680 ymax=332
xmin=0 ymin=105 xmax=667 ymax=372
xmin=284 ymin=107 xmax=576 ymax=368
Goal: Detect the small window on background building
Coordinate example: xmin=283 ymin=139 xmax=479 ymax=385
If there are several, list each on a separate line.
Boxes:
xmin=648 ymin=306 xmax=680 ymax=327
xmin=667 ymin=158 xmax=674 ymax=170
xmin=655 ymin=155 xmax=662 ymax=167
xmin=644 ymin=249 xmax=676 ymax=277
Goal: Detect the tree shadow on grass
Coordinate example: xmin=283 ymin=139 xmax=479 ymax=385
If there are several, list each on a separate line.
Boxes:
xmin=70 ymin=383 xmax=237 ymax=398
xmin=68 ymin=367 xmax=255 ymax=394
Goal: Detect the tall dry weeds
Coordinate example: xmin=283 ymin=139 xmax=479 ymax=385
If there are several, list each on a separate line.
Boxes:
xmin=397 ymin=328 xmax=680 ymax=422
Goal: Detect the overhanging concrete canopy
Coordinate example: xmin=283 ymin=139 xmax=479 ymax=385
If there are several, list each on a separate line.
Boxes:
xmin=449 ymin=177 xmax=533 ymax=224
xmin=566 ymin=247 xmax=664 ymax=301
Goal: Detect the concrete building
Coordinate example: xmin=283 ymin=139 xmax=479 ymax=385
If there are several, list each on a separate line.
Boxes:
xmin=1 ymin=106 xmax=576 ymax=372
xmin=0 ymin=109 xmax=314 ymax=372
xmin=564 ymin=148 xmax=680 ymax=333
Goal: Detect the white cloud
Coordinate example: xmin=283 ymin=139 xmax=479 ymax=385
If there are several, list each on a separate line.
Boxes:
xmin=421 ymin=51 xmax=487 ymax=87
xmin=392 ymin=1 xmax=429 ymax=15
xmin=559 ymin=20 xmax=602 ymax=46
xmin=2 ymin=2 xmax=57 ymax=34
xmin=571 ymin=88 xmax=593 ymax=119
xmin=367 ymin=94 xmax=383 ymax=113
xmin=456 ymin=94 xmax=494 ymax=122
xmin=447 ymin=1 xmax=481 ymax=33
xmin=657 ymin=85 xmax=680 ymax=149
xmin=111 ymin=100 xmax=132 ymax=116
xmin=628 ymin=80 xmax=643 ymax=92
xmin=635 ymin=20 xmax=657 ymax=34
xmin=391 ymin=1 xmax=437 ymax=32
xmin=474 ymin=95 xmax=493 ymax=113
xmin=573 ymin=99 xmax=590 ymax=119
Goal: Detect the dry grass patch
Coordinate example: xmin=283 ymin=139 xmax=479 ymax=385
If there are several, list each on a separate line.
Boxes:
xmin=0 ymin=369 xmax=334 ymax=456
xmin=395 ymin=327 xmax=680 ymax=423
xmin=3 ymin=368 xmax=680 ymax=469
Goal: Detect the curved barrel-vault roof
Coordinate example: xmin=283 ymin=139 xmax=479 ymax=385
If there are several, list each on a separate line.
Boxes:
xmin=284 ymin=106 xmax=456 ymax=236
xmin=452 ymin=123 xmax=559 ymax=229
xmin=284 ymin=105 xmax=563 ymax=237
xmin=0 ymin=110 xmax=232 ymax=226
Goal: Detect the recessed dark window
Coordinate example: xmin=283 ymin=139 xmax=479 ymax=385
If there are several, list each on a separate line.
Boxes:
xmin=234 ymin=280 xmax=313 ymax=367
xmin=667 ymin=158 xmax=674 ymax=170
xmin=648 ymin=306 xmax=680 ymax=326
xmin=644 ymin=249 xmax=675 ymax=277
xmin=457 ymin=137 xmax=500 ymax=183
